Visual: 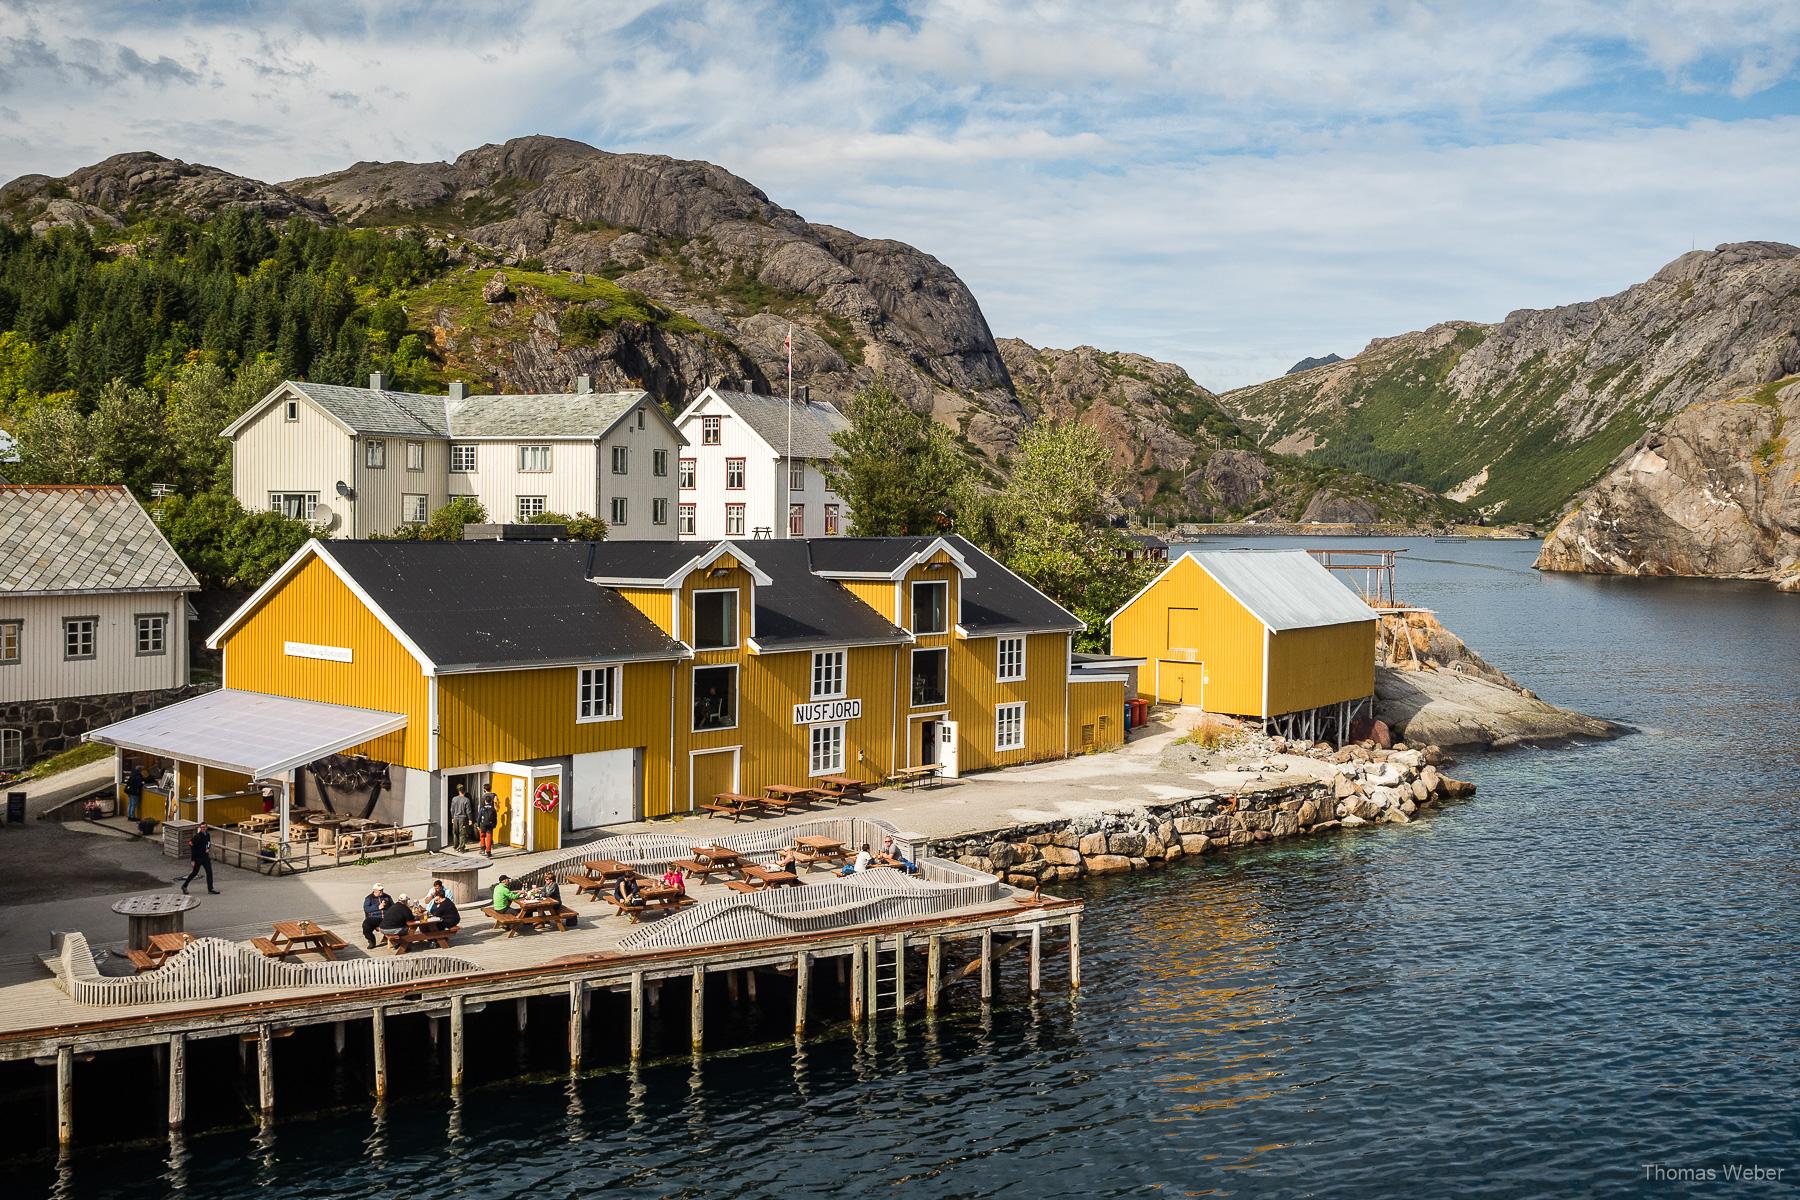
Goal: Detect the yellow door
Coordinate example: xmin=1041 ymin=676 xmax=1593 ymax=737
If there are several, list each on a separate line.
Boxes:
xmin=490 ymin=770 xmax=524 ymax=848
xmin=1158 ymin=660 xmax=1206 ymax=707
xmin=531 ymin=771 xmax=561 ymax=852
xmin=690 ymin=749 xmax=737 ymax=811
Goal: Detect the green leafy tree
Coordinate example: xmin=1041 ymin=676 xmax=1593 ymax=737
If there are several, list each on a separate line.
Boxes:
xmin=378 ymin=495 xmax=489 ymax=541
xmin=164 ymin=354 xmax=285 ymax=493
xmin=529 ymin=511 xmax=609 ymax=540
xmin=825 ymin=383 xmax=966 ymax=535
xmin=10 ymin=393 xmax=95 ymax=482
xmin=152 ymin=492 xmax=312 ymax=588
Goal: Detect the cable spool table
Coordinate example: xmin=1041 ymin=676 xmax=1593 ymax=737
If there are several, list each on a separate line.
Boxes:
xmin=419 ymin=855 xmax=486 ymax=903
xmin=111 ymin=894 xmax=200 ymax=951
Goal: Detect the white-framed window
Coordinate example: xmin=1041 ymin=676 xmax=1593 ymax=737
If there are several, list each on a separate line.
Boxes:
xmin=450 ymin=444 xmax=477 ymax=472
xmin=726 ymin=457 xmax=745 ymax=489
xmin=811 ymin=649 xmax=846 ymax=699
xmin=995 ymin=702 xmax=1026 ymax=752
xmin=725 ymin=503 xmax=745 ymax=536
xmin=577 ymin=664 xmax=621 ymax=722
xmin=809 ymin=722 xmax=845 ymax=776
xmin=519 ymin=445 xmax=553 ymax=473
xmin=701 ymin=415 xmax=721 ymax=445
xmin=788 ymin=504 xmax=804 ymax=537
xmin=678 ymin=503 xmax=696 ymax=535
xmin=63 ymin=616 xmax=96 ymax=661
xmin=283 ymin=398 xmax=299 ymax=421
xmin=790 ymin=460 xmax=805 ymax=491
xmin=405 ymin=441 xmax=424 ymax=471
xmin=0 ymin=620 xmax=19 ymax=665
xmin=679 ymin=458 xmax=695 ymax=489
xmin=402 ymin=493 xmax=429 ymax=524
xmin=610 ymin=496 xmax=629 ymax=525
xmin=692 ymin=589 xmax=738 ymax=650
xmin=911 ymin=647 xmax=947 ymax=707
xmin=911 ymin=580 xmax=948 ymax=634
xmin=365 ymin=439 xmax=386 ymax=469
xmin=824 ymin=503 xmax=839 ymax=535
xmin=693 ymin=664 xmax=738 ymax=731
xmin=611 ymin=445 xmax=629 ymax=474
xmin=653 ymin=497 xmax=670 ymax=525
xmin=269 ymin=492 xmax=318 ymax=522
xmin=0 ymin=728 xmax=20 ymax=770
xmin=636 ymin=408 xmax=646 ymax=430
xmin=653 ymin=448 xmax=669 ymax=477
xmin=518 ymin=495 xmax=547 ymax=520
xmin=997 ymin=636 xmax=1025 ymax=682
xmin=135 ymin=614 xmax=167 ymax=657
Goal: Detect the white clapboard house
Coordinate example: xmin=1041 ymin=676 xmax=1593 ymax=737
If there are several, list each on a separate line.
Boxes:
xmin=672 ymin=384 xmax=852 ymax=540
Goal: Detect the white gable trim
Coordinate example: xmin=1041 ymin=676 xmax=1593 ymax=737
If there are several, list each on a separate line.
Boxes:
xmin=220 ymin=381 xmax=356 ymax=440
xmin=593 ymin=392 xmax=690 ymax=447
xmin=1105 ymin=551 xmax=1189 ymax=628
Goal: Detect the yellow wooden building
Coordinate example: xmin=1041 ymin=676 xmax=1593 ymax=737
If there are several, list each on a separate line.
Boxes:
xmin=92 ymin=534 xmax=1124 ymax=854
xmin=1108 ymin=550 xmax=1378 ymax=737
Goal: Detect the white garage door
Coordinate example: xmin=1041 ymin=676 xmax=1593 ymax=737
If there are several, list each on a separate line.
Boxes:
xmin=571 ymin=748 xmax=640 ymax=828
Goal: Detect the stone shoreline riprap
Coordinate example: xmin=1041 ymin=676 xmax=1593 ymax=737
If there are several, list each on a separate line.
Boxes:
xmin=928 ymin=741 xmax=1475 ymax=885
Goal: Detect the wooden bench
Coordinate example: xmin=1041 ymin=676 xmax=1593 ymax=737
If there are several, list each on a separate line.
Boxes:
xmin=564 ymin=874 xmax=612 ymax=902
xmin=124 ymin=949 xmax=162 ymax=973
xmin=482 ymin=904 xmax=578 ymax=936
xmin=672 ymin=857 xmax=739 ymax=883
xmin=386 ymin=924 xmax=459 ymax=954
xmin=601 ymin=891 xmax=692 ymax=923
xmin=700 ymin=792 xmax=764 ymax=822
xmin=250 ymin=936 xmax=294 ymax=959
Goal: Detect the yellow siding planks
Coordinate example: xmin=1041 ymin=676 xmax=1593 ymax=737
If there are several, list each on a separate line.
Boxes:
xmin=219 ymin=554 xmax=426 ymax=768
xmin=951 ymin=632 xmax=1070 ymax=770
xmin=1265 ymin=620 xmax=1376 ymax=715
xmin=1067 ymin=677 xmax=1125 ymax=753
xmin=1110 ymin=555 xmax=1266 ymax=715
xmin=617 ymin=587 xmax=675 ymax=636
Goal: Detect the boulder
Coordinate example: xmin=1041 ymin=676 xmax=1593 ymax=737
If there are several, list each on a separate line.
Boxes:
xmin=1333 ymin=774 xmax=1357 ymax=799
xmin=987 ymin=842 xmax=1018 ymax=870
xmin=1179 ymin=834 xmax=1210 ymax=854
xmin=1297 ymin=800 xmax=1319 ymax=826
xmin=1041 ymin=845 xmax=1082 ymax=867
xmin=1420 ymin=765 xmax=1442 ymax=794
xmin=1053 ymin=829 xmax=1081 ymax=849
xmin=1411 ymin=778 xmax=1430 ymax=804
xmin=1174 ymin=816 xmax=1207 ymax=835
xmin=1085 ymin=854 xmax=1132 ymax=875
xmin=1078 ymin=832 xmax=1108 ymax=857
xmin=1107 ymin=831 xmax=1146 ymax=857
xmin=1340 ymin=813 xmax=1367 ymax=827
xmin=1128 ymin=856 xmax=1151 ymax=871
xmin=1400 ymin=797 xmax=1417 ymax=816
xmin=1440 ymin=776 xmax=1478 ymax=799
xmin=482 ymin=271 xmax=513 ymax=302
xmin=1380 ymin=807 xmax=1411 ymax=824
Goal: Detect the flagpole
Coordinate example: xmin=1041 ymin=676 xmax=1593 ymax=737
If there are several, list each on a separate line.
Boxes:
xmin=785 ymin=322 xmax=794 ymax=539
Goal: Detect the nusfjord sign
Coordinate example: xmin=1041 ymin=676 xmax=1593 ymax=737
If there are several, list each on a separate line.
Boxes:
xmin=793 ymin=699 xmax=862 ymax=724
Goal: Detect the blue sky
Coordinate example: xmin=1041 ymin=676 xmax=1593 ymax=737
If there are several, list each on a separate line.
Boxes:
xmin=4 ymin=0 xmax=1799 ymax=388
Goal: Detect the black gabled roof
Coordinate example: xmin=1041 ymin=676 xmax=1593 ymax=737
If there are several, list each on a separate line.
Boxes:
xmin=805 ymin=536 xmax=941 ymax=575
xmin=323 ymin=541 xmax=686 ymax=672
xmin=806 ymin=535 xmax=1082 ymax=635
xmin=583 ymin=540 xmax=721 ymax=583
xmin=741 ymin=541 xmax=906 ymax=649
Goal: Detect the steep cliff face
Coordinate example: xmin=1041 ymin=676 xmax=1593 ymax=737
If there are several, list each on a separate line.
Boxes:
xmin=1224 ymin=243 xmax=1800 ymax=523
xmin=1535 ymin=377 xmax=1800 ymax=589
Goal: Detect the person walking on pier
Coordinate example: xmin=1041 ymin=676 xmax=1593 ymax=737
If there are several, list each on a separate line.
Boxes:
xmin=180 ymin=823 xmax=218 ymax=894
xmin=476 ymin=787 xmax=498 ymax=856
xmin=361 ymin=884 xmax=391 ymax=949
xmin=449 ymin=783 xmax=473 ymax=852
xmin=123 ymin=760 xmax=143 ymax=822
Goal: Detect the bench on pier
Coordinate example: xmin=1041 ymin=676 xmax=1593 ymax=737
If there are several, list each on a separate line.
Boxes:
xmin=601 ymin=889 xmax=692 ymax=923
xmin=700 ymin=792 xmax=764 ymax=821
xmin=482 ymin=904 xmax=578 ymax=936
xmin=123 ymin=949 xmax=163 ymax=973
xmin=386 ymin=924 xmax=459 ymax=954
xmin=251 ymin=929 xmax=349 ymax=960
xmin=564 ymin=874 xmax=613 ymax=902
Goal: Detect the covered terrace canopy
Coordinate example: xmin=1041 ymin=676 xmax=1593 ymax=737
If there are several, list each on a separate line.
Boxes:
xmin=86 ymin=689 xmax=406 ymax=843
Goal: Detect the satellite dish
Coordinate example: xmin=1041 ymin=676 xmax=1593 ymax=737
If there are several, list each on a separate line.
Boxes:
xmin=335 ymin=480 xmax=354 ymax=499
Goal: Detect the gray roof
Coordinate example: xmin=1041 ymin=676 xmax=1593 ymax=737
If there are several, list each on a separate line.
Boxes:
xmin=709 ymin=389 xmax=849 ymax=458
xmin=1187 ymin=550 xmax=1378 ymax=631
xmin=0 ymin=486 xmax=198 ymax=596
xmin=86 ymin=689 xmax=407 ymax=779
xmin=285 ymin=383 xmax=657 ymax=440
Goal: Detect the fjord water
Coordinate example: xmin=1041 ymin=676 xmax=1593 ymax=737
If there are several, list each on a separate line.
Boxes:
xmin=29 ymin=539 xmax=1800 ymax=1198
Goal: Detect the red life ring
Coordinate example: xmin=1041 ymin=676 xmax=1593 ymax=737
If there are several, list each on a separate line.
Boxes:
xmin=532 ymin=780 xmax=560 ymax=813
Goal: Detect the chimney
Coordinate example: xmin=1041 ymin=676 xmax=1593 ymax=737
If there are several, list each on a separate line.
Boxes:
xmin=796 ymin=385 xmax=810 ymax=403
xmin=741 ymin=377 xmax=756 ymax=394
xmin=575 ymin=374 xmax=593 ymax=395
xmin=368 ymin=371 xmax=386 ymax=391
xmin=448 ymin=380 xmax=467 ymax=401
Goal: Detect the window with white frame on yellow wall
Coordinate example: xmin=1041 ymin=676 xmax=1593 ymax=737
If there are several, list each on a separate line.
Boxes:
xmin=997 ymin=636 xmax=1025 ymax=681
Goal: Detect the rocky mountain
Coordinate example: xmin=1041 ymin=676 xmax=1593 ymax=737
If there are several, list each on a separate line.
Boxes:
xmin=1286 ymin=353 xmax=1342 ymax=374
xmin=1223 ymin=243 xmax=1800 ymax=523
xmin=1535 ymin=377 xmax=1799 ymax=590
xmin=997 ymin=340 xmax=1458 ymax=524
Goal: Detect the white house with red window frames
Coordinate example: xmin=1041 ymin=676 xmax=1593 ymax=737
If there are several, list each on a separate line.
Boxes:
xmin=673 ymin=384 xmax=852 ymax=541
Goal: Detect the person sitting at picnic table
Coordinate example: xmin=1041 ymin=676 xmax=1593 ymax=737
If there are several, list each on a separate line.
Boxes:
xmin=877 ymin=837 xmax=921 ymax=875
xmin=537 ymin=875 xmax=562 ymax=904
xmin=491 ymin=875 xmax=522 ymax=913
xmin=660 ymin=866 xmax=687 ymax=894
xmin=378 ymin=893 xmax=413 ymax=939
xmin=839 ymin=843 xmax=875 ymax=876
xmin=614 ymin=873 xmax=643 ymax=910
xmin=773 ymin=848 xmax=803 ymax=876
xmin=423 ymin=890 xmax=460 ymax=930
xmin=360 ymin=884 xmax=391 ymax=949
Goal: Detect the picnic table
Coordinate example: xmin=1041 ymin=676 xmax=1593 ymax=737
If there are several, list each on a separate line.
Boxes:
xmin=730 ymin=864 xmax=803 ymax=891
xmin=700 ymin=791 xmax=764 ymax=821
xmin=814 ymin=775 xmax=870 ymax=803
xmin=606 ymin=884 xmax=692 ymax=923
xmin=793 ymin=834 xmax=852 ymax=868
xmin=760 ymin=783 xmax=818 ymax=813
xmin=420 ymin=854 xmax=486 ymax=902
xmin=889 ymin=764 xmax=941 ymax=790
xmin=254 ymin=919 xmax=348 ymax=960
xmin=111 ymin=893 xmax=199 ymax=951
xmin=124 ymin=931 xmax=197 ymax=973
xmin=564 ymin=859 xmax=637 ymax=901
xmin=485 ymin=897 xmax=578 ymax=936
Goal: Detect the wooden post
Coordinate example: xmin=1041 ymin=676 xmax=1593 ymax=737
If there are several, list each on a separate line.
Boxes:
xmin=1069 ymin=915 xmax=1082 ymax=989
xmin=629 ymin=971 xmax=645 ymax=1062
xmin=167 ymin=1033 xmax=186 ymax=1130
xmin=1029 ymin=924 xmax=1042 ymax=995
xmin=865 ymin=936 xmax=879 ymax=1022
xmin=849 ymin=944 xmax=865 ymax=1023
xmin=333 ymin=1021 xmax=346 ymax=1056
xmin=55 ymin=1044 xmax=73 ymax=1148
xmin=979 ymin=930 xmax=994 ymax=1003
xmin=256 ymin=1025 xmax=274 ymax=1114
xmin=794 ymin=952 xmax=811 ymax=1035
xmin=746 ymin=969 xmax=758 ymax=1003
xmin=371 ymin=1007 xmax=388 ymax=1099
xmin=894 ymin=932 xmax=907 ymax=1015
xmin=516 ymin=997 xmax=528 ymax=1033
xmin=568 ymin=980 xmax=585 ymax=1070
xmin=725 ymin=971 xmax=740 ymax=1005
xmin=690 ymin=966 xmax=705 ymax=1051
xmin=449 ymin=996 xmax=465 ymax=1090
xmin=926 ymin=935 xmax=942 ymax=1011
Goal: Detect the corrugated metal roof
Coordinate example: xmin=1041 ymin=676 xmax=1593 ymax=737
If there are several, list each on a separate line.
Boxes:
xmin=0 ymin=486 xmax=198 ymax=595
xmin=709 ymin=390 xmax=849 ymax=458
xmin=85 ymin=689 xmax=407 ymax=779
xmin=1188 ymin=550 xmax=1377 ymax=631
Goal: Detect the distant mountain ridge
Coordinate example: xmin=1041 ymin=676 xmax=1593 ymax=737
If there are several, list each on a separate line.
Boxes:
xmin=1286 ymin=353 xmax=1342 ymax=374
xmin=1223 ymin=243 xmax=1800 ymax=522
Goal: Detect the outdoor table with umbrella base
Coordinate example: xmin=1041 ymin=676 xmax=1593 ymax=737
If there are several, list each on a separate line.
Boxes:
xmin=111 ymin=894 xmax=200 ymax=951
xmin=420 ymin=855 xmax=486 ymax=903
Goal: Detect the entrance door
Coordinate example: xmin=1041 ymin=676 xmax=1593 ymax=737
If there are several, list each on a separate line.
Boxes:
xmin=489 ymin=769 xmax=524 ymax=848
xmin=1158 ymin=660 xmax=1206 ymax=707
xmin=936 ymin=719 xmax=960 ymax=779
xmin=920 ymin=719 xmax=938 ymax=766
xmin=690 ymin=748 xmax=738 ymax=812
xmin=572 ymin=748 xmax=640 ymax=827
xmin=530 ymin=767 xmax=562 ymax=852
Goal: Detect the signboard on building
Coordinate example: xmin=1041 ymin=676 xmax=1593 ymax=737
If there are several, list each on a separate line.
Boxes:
xmin=793 ymin=698 xmax=861 ymax=724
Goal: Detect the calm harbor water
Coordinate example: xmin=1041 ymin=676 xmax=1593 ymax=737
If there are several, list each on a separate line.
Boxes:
xmin=21 ymin=538 xmax=1800 ymax=1198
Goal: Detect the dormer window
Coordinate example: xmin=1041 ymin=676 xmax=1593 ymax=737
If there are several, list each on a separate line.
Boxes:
xmin=702 ymin=416 xmax=721 ymax=445
xmin=693 ymin=589 xmax=738 ymax=650
xmin=911 ymin=580 xmax=948 ymax=635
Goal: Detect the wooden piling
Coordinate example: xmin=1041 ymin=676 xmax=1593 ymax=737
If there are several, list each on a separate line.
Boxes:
xmin=1069 ymin=915 xmax=1082 ymax=989
xmin=371 ymin=1007 xmax=388 ymax=1099
xmin=449 ymin=996 xmax=465 ymax=1091
xmin=794 ymin=952 xmax=811 ymax=1035
xmin=516 ymin=997 xmax=528 ymax=1033
xmin=1029 ymin=925 xmax=1042 ymax=995
xmin=926 ymin=935 xmax=942 ymax=1011
xmin=629 ymin=971 xmax=645 ymax=1062
xmin=333 ymin=1021 xmax=346 ymax=1056
xmin=746 ymin=969 xmax=757 ymax=1003
xmin=167 ymin=1033 xmax=186 ymax=1130
xmin=849 ymin=944 xmax=865 ymax=1022
xmin=256 ymin=1025 xmax=274 ymax=1113
xmin=690 ymin=966 xmax=705 ymax=1051
xmin=567 ymin=981 xmax=584 ymax=1070
xmin=980 ymin=930 xmax=994 ymax=1003
xmin=55 ymin=1044 xmax=73 ymax=1148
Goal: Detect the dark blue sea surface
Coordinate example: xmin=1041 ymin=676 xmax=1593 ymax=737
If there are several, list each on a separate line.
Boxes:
xmin=23 ymin=539 xmax=1800 ymax=1197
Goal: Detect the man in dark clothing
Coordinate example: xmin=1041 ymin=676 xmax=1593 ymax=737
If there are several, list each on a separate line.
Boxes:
xmin=361 ymin=885 xmax=391 ymax=949
xmin=448 ymin=784 xmax=473 ymax=852
xmin=123 ymin=762 xmax=144 ymax=822
xmin=377 ymin=893 xmax=413 ymax=943
xmin=476 ymin=788 xmax=499 ymax=856
xmin=425 ymin=893 xmax=461 ymax=930
xmin=180 ymin=823 xmax=217 ymax=894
